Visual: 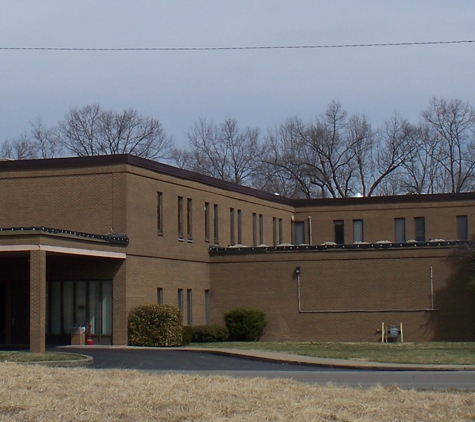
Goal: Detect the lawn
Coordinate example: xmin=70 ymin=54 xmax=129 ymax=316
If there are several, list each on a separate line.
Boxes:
xmin=189 ymin=341 xmax=475 ymax=365
xmin=0 ymin=351 xmax=85 ymax=363
xmin=0 ymin=363 xmax=474 ymax=421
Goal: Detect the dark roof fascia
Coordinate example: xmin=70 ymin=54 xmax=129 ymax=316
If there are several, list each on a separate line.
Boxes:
xmin=0 ymin=154 xmax=293 ymax=206
xmin=291 ymin=191 xmax=475 ymax=208
xmin=125 ymin=155 xmax=293 ymax=205
xmin=0 ymin=154 xmax=132 ymax=172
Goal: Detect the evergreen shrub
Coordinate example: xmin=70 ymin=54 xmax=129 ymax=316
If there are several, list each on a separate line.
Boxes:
xmin=182 ymin=326 xmax=193 ymax=345
xmin=191 ymin=325 xmax=229 ymax=343
xmin=224 ymin=307 xmax=267 ymax=341
xmin=128 ymin=304 xmax=183 ymax=347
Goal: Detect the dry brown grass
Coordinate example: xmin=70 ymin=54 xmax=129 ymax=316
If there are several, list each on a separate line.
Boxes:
xmin=1 ymin=363 xmax=474 ymax=421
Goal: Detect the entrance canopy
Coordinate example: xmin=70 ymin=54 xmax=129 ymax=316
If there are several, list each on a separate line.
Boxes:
xmin=0 ymin=227 xmax=127 ymax=352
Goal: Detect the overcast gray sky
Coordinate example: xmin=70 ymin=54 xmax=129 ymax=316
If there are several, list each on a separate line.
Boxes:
xmin=1 ymin=1 xmax=474 ymax=148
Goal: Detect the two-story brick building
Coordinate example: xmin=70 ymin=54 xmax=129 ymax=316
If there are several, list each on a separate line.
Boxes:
xmin=1 ymin=154 xmax=474 ymax=352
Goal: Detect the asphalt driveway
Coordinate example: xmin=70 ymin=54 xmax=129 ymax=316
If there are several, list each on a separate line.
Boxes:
xmin=57 ymin=347 xmax=338 ymax=371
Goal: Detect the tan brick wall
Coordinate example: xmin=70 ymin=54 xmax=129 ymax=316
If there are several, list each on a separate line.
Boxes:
xmin=295 ymin=199 xmax=475 ymax=245
xmin=0 ymin=166 xmax=127 ymax=235
xmin=124 ymin=167 xmax=293 ymax=261
xmin=126 ymin=255 xmax=210 ymax=326
xmin=210 ymin=246 xmax=475 ymax=341
xmin=29 ymin=249 xmax=46 ymax=352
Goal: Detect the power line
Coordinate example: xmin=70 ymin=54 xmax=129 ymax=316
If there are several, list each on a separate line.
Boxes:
xmin=0 ymin=40 xmax=473 ymax=51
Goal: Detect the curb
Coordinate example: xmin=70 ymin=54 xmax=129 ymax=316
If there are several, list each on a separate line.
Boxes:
xmin=19 ymin=352 xmax=93 ymax=367
xmin=178 ymin=348 xmax=475 ymax=372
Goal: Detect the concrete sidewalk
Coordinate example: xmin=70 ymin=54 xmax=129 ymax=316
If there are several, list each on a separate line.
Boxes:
xmin=179 ymin=347 xmax=475 ymax=371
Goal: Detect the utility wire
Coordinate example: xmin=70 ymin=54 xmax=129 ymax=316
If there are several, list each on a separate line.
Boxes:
xmin=0 ymin=40 xmax=473 ymax=51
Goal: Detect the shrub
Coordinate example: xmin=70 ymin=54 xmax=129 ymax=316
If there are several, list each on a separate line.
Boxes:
xmin=191 ymin=325 xmax=229 ymax=343
xmin=182 ymin=326 xmax=193 ymax=345
xmin=224 ymin=307 xmax=267 ymax=341
xmin=128 ymin=304 xmax=183 ymax=347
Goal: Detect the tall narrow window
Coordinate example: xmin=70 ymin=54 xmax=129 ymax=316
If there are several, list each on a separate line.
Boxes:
xmin=157 ymin=192 xmax=163 ymax=235
xmin=252 ymin=213 xmax=257 ymax=246
xmin=177 ymin=289 xmax=183 ymax=315
xmin=204 ymin=290 xmax=210 ymax=325
xmin=294 ymin=221 xmax=305 ymax=245
xmin=156 ymin=288 xmax=163 ymax=304
xmin=186 ymin=289 xmax=192 ymax=326
xmin=279 ymin=218 xmax=283 ymax=245
xmin=395 ymin=218 xmax=406 ymax=243
xmin=186 ymin=198 xmax=193 ymax=240
xmin=213 ymin=204 xmax=219 ymax=243
xmin=334 ymin=220 xmax=344 ymax=245
xmin=457 ymin=215 xmax=468 ymax=241
xmin=353 ymin=219 xmax=363 ymax=243
xmin=230 ymin=208 xmax=235 ymax=246
xmin=259 ymin=214 xmax=264 ymax=245
xmin=237 ymin=209 xmax=242 ymax=245
xmin=273 ymin=217 xmax=277 ymax=246
xmin=414 ymin=217 xmax=425 ymax=241
xmin=204 ymin=202 xmax=210 ymax=242
xmin=177 ymin=196 xmax=183 ymax=239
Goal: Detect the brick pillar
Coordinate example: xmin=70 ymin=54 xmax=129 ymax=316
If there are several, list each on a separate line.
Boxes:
xmin=112 ymin=260 xmax=127 ymax=345
xmin=30 ymin=249 xmax=46 ymax=353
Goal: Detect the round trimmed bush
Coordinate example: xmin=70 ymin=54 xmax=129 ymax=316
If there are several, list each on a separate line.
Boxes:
xmin=128 ymin=304 xmax=183 ymax=347
xmin=224 ymin=307 xmax=267 ymax=341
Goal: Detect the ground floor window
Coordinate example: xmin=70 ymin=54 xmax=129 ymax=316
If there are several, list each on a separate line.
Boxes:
xmin=48 ymin=280 xmax=112 ymax=336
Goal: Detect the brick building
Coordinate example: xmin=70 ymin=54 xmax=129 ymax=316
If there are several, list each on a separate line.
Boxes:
xmin=1 ymin=154 xmax=474 ymax=352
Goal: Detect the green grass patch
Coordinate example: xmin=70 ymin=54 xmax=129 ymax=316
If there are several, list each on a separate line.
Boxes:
xmin=189 ymin=342 xmax=475 ymax=365
xmin=0 ymin=351 xmax=85 ymax=363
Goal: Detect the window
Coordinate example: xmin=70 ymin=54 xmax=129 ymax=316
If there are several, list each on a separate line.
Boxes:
xmin=353 ymin=219 xmax=363 ymax=243
xmin=414 ymin=217 xmax=425 ymax=241
xmin=186 ymin=198 xmax=192 ymax=240
xmin=334 ymin=220 xmax=344 ymax=245
xmin=294 ymin=221 xmax=305 ymax=245
xmin=213 ymin=204 xmax=219 ymax=243
xmin=157 ymin=192 xmax=163 ymax=235
xmin=273 ymin=217 xmax=277 ymax=246
xmin=204 ymin=202 xmax=210 ymax=241
xmin=230 ymin=208 xmax=235 ymax=245
xmin=156 ymin=288 xmax=163 ymax=304
xmin=279 ymin=218 xmax=283 ymax=245
xmin=204 ymin=290 xmax=210 ymax=325
xmin=395 ymin=218 xmax=406 ymax=243
xmin=259 ymin=214 xmax=264 ymax=245
xmin=48 ymin=280 xmax=112 ymax=336
xmin=237 ymin=209 xmax=242 ymax=245
xmin=186 ymin=289 xmax=192 ymax=326
xmin=177 ymin=196 xmax=183 ymax=239
xmin=252 ymin=213 xmax=257 ymax=246
xmin=457 ymin=215 xmax=468 ymax=241
xmin=177 ymin=289 xmax=183 ymax=315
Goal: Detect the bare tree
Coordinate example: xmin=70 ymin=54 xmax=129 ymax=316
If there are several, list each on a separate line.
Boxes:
xmin=181 ymin=117 xmax=262 ymax=185
xmin=30 ymin=117 xmax=62 ymax=158
xmin=365 ymin=114 xmax=415 ymax=197
xmin=421 ymin=97 xmax=475 ymax=193
xmin=261 ymin=117 xmax=317 ymax=198
xmin=1 ymin=133 xmax=37 ymax=160
xmin=1 ymin=118 xmax=62 ymax=160
xmin=399 ymin=123 xmax=442 ymax=194
xmin=58 ymin=104 xmax=174 ymax=160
